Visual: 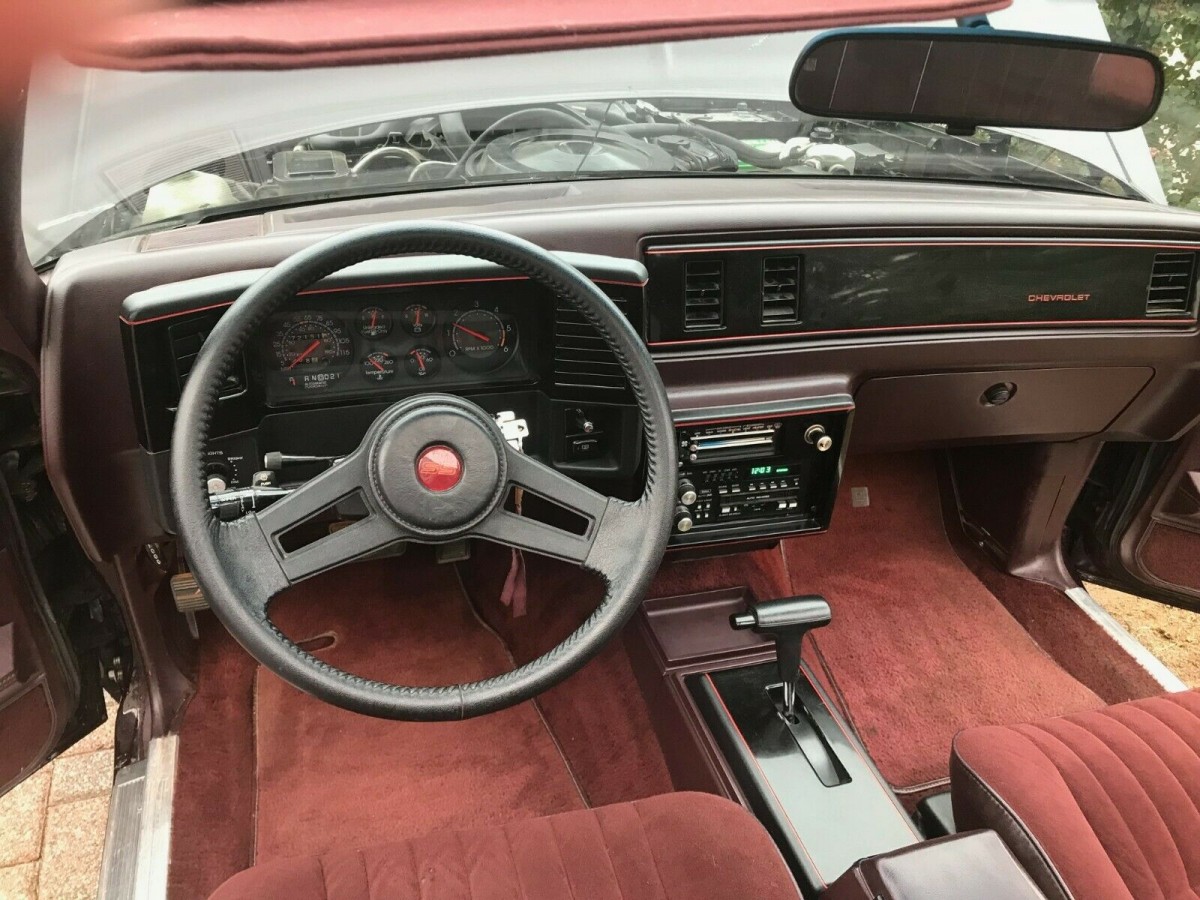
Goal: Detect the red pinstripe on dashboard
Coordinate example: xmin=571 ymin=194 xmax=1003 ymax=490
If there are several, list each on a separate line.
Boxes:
xmin=118 ymin=274 xmax=647 ymax=326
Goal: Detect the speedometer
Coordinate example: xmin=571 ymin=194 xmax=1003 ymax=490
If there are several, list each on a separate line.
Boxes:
xmin=269 ymin=313 xmax=353 ymax=390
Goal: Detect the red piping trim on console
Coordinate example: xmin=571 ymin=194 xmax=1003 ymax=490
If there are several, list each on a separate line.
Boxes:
xmin=677 ymin=406 xmax=854 ymax=427
xmin=644 ymin=238 xmax=1200 ymax=255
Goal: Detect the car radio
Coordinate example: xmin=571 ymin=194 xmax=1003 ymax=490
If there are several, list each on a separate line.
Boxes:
xmin=670 ymin=401 xmax=852 ymax=547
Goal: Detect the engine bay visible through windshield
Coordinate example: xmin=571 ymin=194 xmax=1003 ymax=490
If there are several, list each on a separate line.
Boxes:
xmin=22 ymin=26 xmax=1151 ymax=268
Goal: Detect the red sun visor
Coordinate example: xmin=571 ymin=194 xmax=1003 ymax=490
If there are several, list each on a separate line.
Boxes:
xmin=63 ymin=0 xmax=1012 ymax=71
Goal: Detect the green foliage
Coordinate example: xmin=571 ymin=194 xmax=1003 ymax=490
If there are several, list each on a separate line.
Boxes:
xmin=1099 ymin=0 xmax=1200 ymax=207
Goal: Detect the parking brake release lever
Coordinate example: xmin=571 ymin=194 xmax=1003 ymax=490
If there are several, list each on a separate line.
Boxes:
xmin=731 ymin=595 xmax=831 ymax=719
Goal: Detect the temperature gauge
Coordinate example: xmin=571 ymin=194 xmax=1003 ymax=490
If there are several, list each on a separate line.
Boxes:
xmin=361 ymin=351 xmax=397 ymax=382
xmin=402 ymin=304 xmax=436 ymax=336
xmin=405 ymin=347 xmax=440 ymax=378
xmin=358 ymin=306 xmax=392 ymax=339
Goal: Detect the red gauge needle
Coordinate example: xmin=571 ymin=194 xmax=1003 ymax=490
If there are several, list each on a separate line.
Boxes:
xmin=368 ymin=356 xmax=385 ymax=372
xmin=415 ymin=353 xmax=427 ymax=374
xmin=454 ymin=323 xmax=492 ymax=343
xmin=370 ymin=309 xmax=378 ymax=329
xmin=287 ymin=339 xmax=322 ymax=369
xmin=414 ymin=308 xmax=422 ymax=327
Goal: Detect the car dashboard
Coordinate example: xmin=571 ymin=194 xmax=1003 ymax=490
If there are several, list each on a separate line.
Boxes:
xmin=35 ymin=176 xmax=1200 ymax=564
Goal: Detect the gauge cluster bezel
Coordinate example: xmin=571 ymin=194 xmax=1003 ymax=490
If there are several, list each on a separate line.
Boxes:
xmin=256 ymin=281 xmax=536 ymax=407
xmin=119 ymin=252 xmax=649 ymax=455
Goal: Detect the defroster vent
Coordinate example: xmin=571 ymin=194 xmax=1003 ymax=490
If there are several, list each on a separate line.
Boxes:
xmin=683 ymin=260 xmax=724 ymax=329
xmin=1146 ymin=251 xmax=1197 ymax=316
xmin=761 ymin=256 xmax=801 ymax=325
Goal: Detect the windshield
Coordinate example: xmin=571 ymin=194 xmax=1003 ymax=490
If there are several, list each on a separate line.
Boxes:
xmin=22 ymin=9 xmax=1164 ymax=267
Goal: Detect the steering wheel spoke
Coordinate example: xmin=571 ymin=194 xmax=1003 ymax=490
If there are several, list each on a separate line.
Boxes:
xmin=472 ymin=448 xmax=634 ymax=581
xmin=254 ymin=450 xmax=408 ymax=584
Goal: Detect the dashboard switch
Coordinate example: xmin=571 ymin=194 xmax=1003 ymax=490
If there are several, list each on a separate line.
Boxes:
xmin=674 ymin=506 xmax=694 ymax=533
xmin=568 ymin=436 xmax=601 ymax=460
xmin=571 ymin=408 xmax=595 ymax=435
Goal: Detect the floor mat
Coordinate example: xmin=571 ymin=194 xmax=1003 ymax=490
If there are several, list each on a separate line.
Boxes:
xmin=252 ymin=553 xmax=586 ymax=864
xmin=781 ymin=454 xmax=1106 ymax=797
xmin=461 ymin=541 xmax=676 ymax=807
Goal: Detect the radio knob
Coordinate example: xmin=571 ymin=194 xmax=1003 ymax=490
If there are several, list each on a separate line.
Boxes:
xmin=674 ymin=506 xmax=694 ymax=533
xmin=805 ymin=424 xmax=834 ymax=452
xmin=678 ymin=478 xmax=698 ymax=506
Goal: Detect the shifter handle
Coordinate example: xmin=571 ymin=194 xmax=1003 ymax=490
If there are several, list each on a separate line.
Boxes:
xmin=731 ymin=596 xmax=831 ymax=718
xmin=731 ymin=595 xmax=831 ymax=633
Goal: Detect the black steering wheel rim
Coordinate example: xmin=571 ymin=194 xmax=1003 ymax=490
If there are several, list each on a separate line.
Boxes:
xmin=170 ymin=221 xmax=675 ymax=720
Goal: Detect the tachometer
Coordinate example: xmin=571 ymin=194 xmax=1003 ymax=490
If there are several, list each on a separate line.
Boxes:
xmin=269 ymin=313 xmax=353 ymax=390
xmin=447 ymin=309 xmax=515 ymax=371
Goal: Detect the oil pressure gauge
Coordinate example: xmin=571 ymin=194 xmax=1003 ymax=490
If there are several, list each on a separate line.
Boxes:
xmin=405 ymin=347 xmax=440 ymax=378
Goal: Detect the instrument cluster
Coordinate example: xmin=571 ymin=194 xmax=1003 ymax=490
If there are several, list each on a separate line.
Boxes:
xmin=258 ymin=286 xmax=533 ymax=405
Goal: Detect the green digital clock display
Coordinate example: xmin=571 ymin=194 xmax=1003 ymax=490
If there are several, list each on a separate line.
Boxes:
xmin=749 ymin=465 xmax=790 ymax=476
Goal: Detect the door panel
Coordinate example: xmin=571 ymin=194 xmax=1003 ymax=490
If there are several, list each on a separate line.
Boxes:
xmin=0 ymin=467 xmax=79 ymax=793
xmin=1138 ymin=521 xmax=1200 ymax=594
xmin=1073 ymin=425 xmax=1200 ymax=610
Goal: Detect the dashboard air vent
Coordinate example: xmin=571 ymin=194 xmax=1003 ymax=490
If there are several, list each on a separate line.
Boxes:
xmin=1145 ymin=251 xmax=1197 ymax=316
xmin=683 ymin=260 xmax=724 ymax=329
xmin=168 ymin=316 xmax=245 ymax=400
xmin=553 ymin=297 xmax=631 ymax=392
xmin=761 ymin=256 xmax=801 ymax=325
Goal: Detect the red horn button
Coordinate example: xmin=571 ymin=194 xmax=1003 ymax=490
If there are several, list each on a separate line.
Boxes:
xmin=416 ymin=444 xmax=463 ymax=492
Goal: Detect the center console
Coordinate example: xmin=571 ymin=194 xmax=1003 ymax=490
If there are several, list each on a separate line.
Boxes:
xmin=630 ymin=588 xmax=922 ymax=897
xmin=670 ymin=399 xmax=852 ymax=546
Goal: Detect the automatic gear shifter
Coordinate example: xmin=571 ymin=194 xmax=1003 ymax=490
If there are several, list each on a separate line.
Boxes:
xmin=731 ymin=595 xmax=831 ymax=719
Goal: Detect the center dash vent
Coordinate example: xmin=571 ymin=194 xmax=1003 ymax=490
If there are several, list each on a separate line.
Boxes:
xmin=553 ymin=297 xmax=631 ymax=392
xmin=761 ymin=256 xmax=801 ymax=325
xmin=1146 ymin=251 xmax=1197 ymax=316
xmin=683 ymin=260 xmax=724 ymax=330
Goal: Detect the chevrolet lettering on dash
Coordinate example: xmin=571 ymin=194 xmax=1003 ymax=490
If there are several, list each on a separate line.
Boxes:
xmin=1028 ymin=293 xmax=1092 ymax=302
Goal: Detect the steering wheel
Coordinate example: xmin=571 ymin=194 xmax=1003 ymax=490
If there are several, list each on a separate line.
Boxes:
xmin=170 ymin=222 xmax=675 ymax=720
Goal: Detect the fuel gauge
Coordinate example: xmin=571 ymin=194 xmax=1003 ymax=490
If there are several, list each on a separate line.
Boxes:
xmin=358 ymin=306 xmax=392 ymax=339
xmin=405 ymin=347 xmax=440 ymax=378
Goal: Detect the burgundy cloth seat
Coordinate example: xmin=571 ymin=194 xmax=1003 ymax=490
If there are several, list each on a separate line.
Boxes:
xmin=951 ymin=690 xmax=1200 ymax=900
xmin=210 ymin=791 xmax=802 ymax=899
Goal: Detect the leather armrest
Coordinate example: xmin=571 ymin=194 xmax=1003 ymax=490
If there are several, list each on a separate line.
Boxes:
xmin=823 ymin=830 xmax=1046 ymax=900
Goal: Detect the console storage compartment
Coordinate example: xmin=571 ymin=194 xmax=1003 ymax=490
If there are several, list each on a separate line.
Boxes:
xmin=822 ymin=830 xmax=1046 ymax=899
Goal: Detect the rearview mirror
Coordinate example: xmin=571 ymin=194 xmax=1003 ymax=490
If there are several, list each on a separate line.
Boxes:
xmin=790 ymin=28 xmax=1163 ymax=132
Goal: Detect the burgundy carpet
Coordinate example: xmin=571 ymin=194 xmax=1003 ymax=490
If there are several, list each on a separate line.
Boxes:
xmin=460 ymin=541 xmax=676 ymax=808
xmin=252 ymin=552 xmax=586 ymax=865
xmin=168 ymin=616 xmax=258 ymax=899
xmin=781 ymin=453 xmax=1107 ymax=798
